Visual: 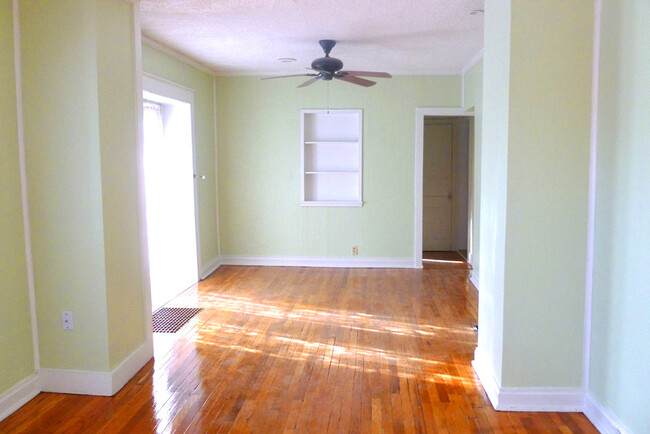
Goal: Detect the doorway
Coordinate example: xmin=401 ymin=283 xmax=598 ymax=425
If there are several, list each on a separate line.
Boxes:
xmin=414 ymin=108 xmax=474 ymax=268
xmin=143 ymin=75 xmax=199 ymax=311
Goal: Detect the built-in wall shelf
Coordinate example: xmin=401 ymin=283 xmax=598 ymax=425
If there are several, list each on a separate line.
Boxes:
xmin=300 ymin=109 xmax=363 ymax=206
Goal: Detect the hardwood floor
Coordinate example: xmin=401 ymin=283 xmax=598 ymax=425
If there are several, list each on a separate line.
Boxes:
xmin=422 ymin=251 xmax=472 ymax=270
xmin=0 ymin=266 xmax=597 ymax=433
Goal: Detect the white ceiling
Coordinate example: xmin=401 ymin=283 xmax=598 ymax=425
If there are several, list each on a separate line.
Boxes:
xmin=139 ymin=0 xmax=484 ymax=76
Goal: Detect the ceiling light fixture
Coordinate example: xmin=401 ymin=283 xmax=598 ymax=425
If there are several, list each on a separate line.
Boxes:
xmin=278 ymin=57 xmax=296 ymax=63
xmin=470 ymin=9 xmax=484 ymax=15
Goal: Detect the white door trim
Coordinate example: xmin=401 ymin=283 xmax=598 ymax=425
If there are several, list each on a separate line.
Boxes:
xmin=414 ymin=108 xmax=474 ymax=268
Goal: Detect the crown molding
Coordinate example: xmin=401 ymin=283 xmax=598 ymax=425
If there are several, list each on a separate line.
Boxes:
xmin=461 ymin=49 xmax=484 ymax=76
xmin=142 ymin=35 xmax=218 ymax=76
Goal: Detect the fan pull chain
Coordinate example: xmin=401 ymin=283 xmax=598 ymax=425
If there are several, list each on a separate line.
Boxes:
xmin=327 ymin=81 xmax=330 ymax=113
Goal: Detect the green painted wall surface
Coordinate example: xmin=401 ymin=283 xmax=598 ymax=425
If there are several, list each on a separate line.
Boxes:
xmin=95 ymin=0 xmax=146 ymax=369
xmin=501 ymin=0 xmax=592 ymax=387
xmin=477 ymin=0 xmax=511 ymax=385
xmin=141 ymin=45 xmax=219 ymax=270
xmin=0 ymin=0 xmax=35 ymax=393
xmin=590 ymin=2 xmax=650 ymax=431
xmin=20 ymin=0 xmax=110 ymax=371
xmin=215 ymin=76 xmax=460 ymax=259
xmin=463 ymin=59 xmax=483 ymax=282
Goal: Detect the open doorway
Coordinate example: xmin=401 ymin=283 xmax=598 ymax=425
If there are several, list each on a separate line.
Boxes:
xmin=143 ymin=75 xmax=199 ymax=311
xmin=414 ymin=108 xmax=474 ymax=268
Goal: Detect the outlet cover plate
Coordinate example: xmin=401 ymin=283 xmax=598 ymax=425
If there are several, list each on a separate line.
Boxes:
xmin=62 ymin=311 xmax=74 ymax=330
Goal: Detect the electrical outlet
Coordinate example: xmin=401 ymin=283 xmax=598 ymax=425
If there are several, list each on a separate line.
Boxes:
xmin=352 ymin=245 xmax=359 ymax=255
xmin=62 ymin=311 xmax=74 ymax=330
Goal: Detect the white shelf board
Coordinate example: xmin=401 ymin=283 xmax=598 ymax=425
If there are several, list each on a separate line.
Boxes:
xmin=305 ymin=171 xmax=358 ymax=175
xmin=300 ymin=200 xmax=364 ymax=207
xmin=305 ymin=141 xmax=359 ymax=145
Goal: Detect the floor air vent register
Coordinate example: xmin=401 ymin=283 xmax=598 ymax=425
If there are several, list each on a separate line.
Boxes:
xmin=152 ymin=307 xmax=203 ymax=333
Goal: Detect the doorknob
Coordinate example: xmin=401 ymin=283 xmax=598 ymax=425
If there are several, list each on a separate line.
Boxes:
xmin=194 ymin=174 xmax=206 ymax=180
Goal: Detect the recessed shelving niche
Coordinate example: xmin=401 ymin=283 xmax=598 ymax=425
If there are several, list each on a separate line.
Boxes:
xmin=300 ymin=109 xmax=362 ymax=206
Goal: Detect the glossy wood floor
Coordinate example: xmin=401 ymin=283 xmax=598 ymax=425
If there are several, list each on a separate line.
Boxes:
xmin=0 ymin=266 xmax=597 ymax=433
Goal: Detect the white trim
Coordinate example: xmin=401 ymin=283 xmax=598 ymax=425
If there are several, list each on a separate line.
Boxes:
xmin=0 ymin=374 xmax=40 ymax=423
xmin=143 ymin=74 xmax=194 ymax=103
xmin=461 ymin=49 xmax=484 ymax=76
xmin=220 ymin=256 xmax=413 ymax=269
xmin=200 ymin=256 xmax=222 ymax=279
xmin=469 ymin=271 xmax=479 ymax=290
xmin=461 ymin=50 xmax=484 ymax=109
xmin=414 ymin=108 xmax=475 ymax=268
xmin=39 ymin=368 xmax=113 ymax=396
xmin=142 ymin=71 xmax=194 ymax=95
xmin=584 ymin=393 xmax=631 ymax=434
xmin=40 ymin=369 xmax=113 ymax=396
xmin=583 ymin=0 xmax=601 ymax=396
xmin=473 ymin=351 xmax=584 ymax=412
xmin=142 ymin=36 xmax=217 ymax=76
xmin=13 ymin=0 xmax=40 ymax=371
xmin=40 ymin=341 xmax=152 ymax=396
xmin=109 ymin=340 xmax=153 ymax=394
xmin=472 ymin=348 xmax=500 ymax=407
xmin=474 ymin=349 xmax=588 ymax=413
xmin=0 ymin=344 xmax=152 ymax=420
xmin=496 ymin=388 xmax=584 ymax=412
xmin=133 ymin=1 xmax=154 ymax=343
xmin=213 ymin=75 xmax=222 ymax=258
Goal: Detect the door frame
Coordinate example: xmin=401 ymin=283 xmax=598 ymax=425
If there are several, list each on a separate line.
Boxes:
xmin=414 ymin=108 xmax=474 ymax=268
xmin=142 ymin=73 xmax=201 ymax=306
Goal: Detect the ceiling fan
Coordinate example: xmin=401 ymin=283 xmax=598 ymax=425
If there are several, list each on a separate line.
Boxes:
xmin=261 ymin=40 xmax=392 ymax=88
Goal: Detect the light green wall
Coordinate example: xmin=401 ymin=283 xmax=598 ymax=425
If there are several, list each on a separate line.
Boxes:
xmin=215 ymin=76 xmax=460 ymax=259
xmin=501 ymin=0 xmax=592 ymax=387
xmin=141 ymin=44 xmax=219 ymax=270
xmin=479 ymin=0 xmax=592 ymax=388
xmin=95 ymin=0 xmax=145 ymax=370
xmin=463 ymin=59 xmax=483 ymax=282
xmin=0 ymin=0 xmax=35 ymax=394
xmin=18 ymin=0 xmax=145 ymax=372
xmin=590 ymin=2 xmax=650 ymax=431
xmin=20 ymin=0 xmax=110 ymax=371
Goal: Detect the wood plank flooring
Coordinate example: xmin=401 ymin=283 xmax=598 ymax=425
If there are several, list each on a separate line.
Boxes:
xmin=0 ymin=265 xmax=597 ymax=433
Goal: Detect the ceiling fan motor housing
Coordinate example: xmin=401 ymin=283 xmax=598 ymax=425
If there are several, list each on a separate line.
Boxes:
xmin=311 ymin=56 xmax=343 ymax=75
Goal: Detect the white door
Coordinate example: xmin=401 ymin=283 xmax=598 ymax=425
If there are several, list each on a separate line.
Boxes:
xmin=422 ymin=120 xmax=453 ymax=251
xmin=143 ymin=77 xmax=199 ymax=311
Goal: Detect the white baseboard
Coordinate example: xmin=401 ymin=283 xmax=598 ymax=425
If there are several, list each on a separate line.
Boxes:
xmin=472 ymin=347 xmax=500 ymax=407
xmin=0 ymin=373 xmax=40 ymax=422
xmin=41 ymin=340 xmax=153 ymax=396
xmin=496 ymin=387 xmax=584 ymax=412
xmin=200 ymin=256 xmax=222 ymax=279
xmin=220 ymin=256 xmax=413 ymax=269
xmin=40 ymin=368 xmax=113 ymax=396
xmin=472 ymin=348 xmax=583 ymax=412
xmin=584 ymin=392 xmax=631 ymax=434
xmin=469 ymin=271 xmax=479 ymax=290
xmin=110 ymin=340 xmax=153 ymax=395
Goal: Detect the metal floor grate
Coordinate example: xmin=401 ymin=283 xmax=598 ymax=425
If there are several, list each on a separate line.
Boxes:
xmin=153 ymin=307 xmax=203 ymax=333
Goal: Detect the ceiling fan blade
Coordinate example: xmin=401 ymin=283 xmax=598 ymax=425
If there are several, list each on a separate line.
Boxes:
xmin=298 ymin=77 xmax=320 ymax=88
xmin=336 ymin=75 xmax=376 ymax=87
xmin=260 ymin=73 xmax=317 ymax=80
xmin=340 ymin=70 xmax=392 ymax=78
